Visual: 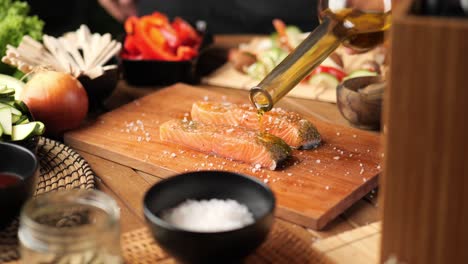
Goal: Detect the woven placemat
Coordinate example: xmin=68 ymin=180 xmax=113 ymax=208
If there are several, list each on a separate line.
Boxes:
xmin=121 ymin=221 xmax=333 ymax=264
xmin=0 ymin=137 xmax=95 ymax=262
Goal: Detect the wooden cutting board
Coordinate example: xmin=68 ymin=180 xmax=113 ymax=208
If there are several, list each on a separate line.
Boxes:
xmin=65 ymin=83 xmax=382 ymax=230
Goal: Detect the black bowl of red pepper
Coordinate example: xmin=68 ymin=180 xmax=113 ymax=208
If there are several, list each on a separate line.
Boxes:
xmin=120 ymin=12 xmax=212 ymax=86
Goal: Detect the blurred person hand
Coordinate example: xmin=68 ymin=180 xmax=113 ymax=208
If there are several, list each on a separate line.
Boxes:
xmin=98 ymin=0 xmax=138 ymax=22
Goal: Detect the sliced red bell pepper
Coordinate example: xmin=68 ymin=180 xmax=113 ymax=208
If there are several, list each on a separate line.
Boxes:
xmin=311 ymin=66 xmax=346 ymax=81
xmin=123 ymin=35 xmax=140 ymax=55
xmin=159 ymin=24 xmax=181 ymax=50
xmin=130 ymin=20 xmax=172 ymax=60
xmin=176 ymin=46 xmax=198 ymax=61
xmin=124 ymin=16 xmax=139 ymax=35
xmin=172 ymin=17 xmax=201 ymax=47
xmin=148 ymin=27 xmax=167 ymax=48
xmin=150 ymin=12 xmax=170 ymax=26
xmin=134 ymin=20 xmax=195 ymax=61
xmin=123 ymin=13 xmax=200 ymax=61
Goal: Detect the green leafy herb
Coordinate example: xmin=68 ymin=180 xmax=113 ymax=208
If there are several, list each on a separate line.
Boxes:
xmin=0 ymin=0 xmax=44 ymax=74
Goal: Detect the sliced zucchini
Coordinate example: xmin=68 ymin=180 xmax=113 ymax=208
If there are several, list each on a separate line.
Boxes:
xmin=0 ymin=102 xmax=21 ymax=116
xmin=246 ymin=62 xmax=267 ymax=80
xmin=0 ymin=77 xmax=45 ymax=141
xmin=34 ymin=121 xmax=45 ymax=135
xmin=12 ymin=114 xmax=21 ymax=124
xmin=13 ymin=100 xmax=30 ymax=114
xmin=345 ymin=70 xmax=378 ymax=80
xmin=285 ymin=26 xmax=303 ymax=48
xmin=0 ymin=87 xmax=15 ymax=97
xmin=0 ymin=107 xmax=12 ymax=135
xmin=0 ymin=96 xmax=15 ymax=103
xmin=269 ymin=33 xmax=279 ymax=48
xmin=308 ymin=73 xmax=340 ymax=90
xmin=15 ymin=115 xmax=29 ymax=125
xmin=0 ymin=74 xmax=25 ymax=100
xmin=11 ymin=122 xmax=38 ymax=141
xmin=257 ymin=47 xmax=288 ymax=73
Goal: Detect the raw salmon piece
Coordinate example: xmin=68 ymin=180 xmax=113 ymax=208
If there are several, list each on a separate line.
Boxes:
xmin=191 ymin=102 xmax=321 ymax=149
xmin=159 ymin=119 xmax=291 ymax=170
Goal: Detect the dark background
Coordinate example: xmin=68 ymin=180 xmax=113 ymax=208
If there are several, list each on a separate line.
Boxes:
xmin=25 ymin=0 xmax=122 ymax=37
xmin=26 ymin=0 xmax=320 ymax=37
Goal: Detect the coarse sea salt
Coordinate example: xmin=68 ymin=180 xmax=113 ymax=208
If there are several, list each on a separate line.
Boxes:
xmin=160 ymin=199 xmax=254 ymax=232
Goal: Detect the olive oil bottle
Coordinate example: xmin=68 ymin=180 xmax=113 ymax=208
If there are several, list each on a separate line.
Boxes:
xmin=250 ymin=7 xmax=391 ymax=112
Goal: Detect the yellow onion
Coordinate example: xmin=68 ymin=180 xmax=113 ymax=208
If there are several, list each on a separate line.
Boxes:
xmin=21 ymin=71 xmax=88 ymax=135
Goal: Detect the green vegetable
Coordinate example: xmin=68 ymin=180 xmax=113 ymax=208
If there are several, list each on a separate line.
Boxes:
xmin=308 ymin=73 xmax=340 ymax=89
xmin=0 ymin=73 xmax=25 ymax=99
xmin=247 ymin=47 xmax=288 ymax=80
xmin=246 ymin=62 xmax=267 ymax=81
xmin=269 ymin=25 xmax=303 ymax=49
xmin=0 ymin=0 xmax=44 ymax=74
xmin=258 ymin=47 xmax=288 ymax=72
xmin=285 ymin=26 xmax=303 ymax=48
xmin=0 ymin=83 xmax=44 ymax=141
xmin=344 ymin=70 xmax=378 ymax=80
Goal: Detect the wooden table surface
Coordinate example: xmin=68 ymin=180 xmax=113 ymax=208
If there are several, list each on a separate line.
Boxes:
xmin=70 ymin=35 xmax=380 ymax=263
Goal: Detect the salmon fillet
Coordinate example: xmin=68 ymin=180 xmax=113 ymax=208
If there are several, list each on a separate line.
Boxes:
xmin=191 ymin=102 xmax=321 ymax=149
xmin=159 ymin=119 xmax=291 ymax=170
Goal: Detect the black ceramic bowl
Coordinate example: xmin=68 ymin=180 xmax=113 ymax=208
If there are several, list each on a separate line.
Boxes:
xmin=78 ymin=65 xmax=119 ymax=112
xmin=121 ymin=58 xmax=196 ymax=86
xmin=143 ymin=171 xmax=275 ymax=264
xmin=0 ymin=142 xmax=38 ymax=227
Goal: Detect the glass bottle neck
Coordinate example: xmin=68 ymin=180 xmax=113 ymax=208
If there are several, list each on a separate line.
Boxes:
xmin=250 ymin=17 xmax=343 ymax=111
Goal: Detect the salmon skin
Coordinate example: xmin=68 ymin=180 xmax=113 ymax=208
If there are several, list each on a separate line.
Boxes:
xmin=191 ymin=102 xmax=321 ymax=149
xmin=160 ymin=119 xmax=291 ymax=170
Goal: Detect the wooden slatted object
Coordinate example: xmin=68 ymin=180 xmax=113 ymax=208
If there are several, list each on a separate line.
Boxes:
xmin=381 ymin=10 xmax=468 ymax=264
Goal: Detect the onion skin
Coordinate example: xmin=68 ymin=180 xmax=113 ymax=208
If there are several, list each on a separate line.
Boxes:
xmin=21 ymin=71 xmax=89 ymax=135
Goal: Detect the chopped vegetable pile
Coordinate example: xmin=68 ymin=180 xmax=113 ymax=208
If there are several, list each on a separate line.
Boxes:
xmin=0 ymin=0 xmax=44 ymax=74
xmin=0 ymin=79 xmax=45 ymax=142
xmin=122 ymin=12 xmax=202 ymax=61
xmin=229 ymin=19 xmax=385 ymax=91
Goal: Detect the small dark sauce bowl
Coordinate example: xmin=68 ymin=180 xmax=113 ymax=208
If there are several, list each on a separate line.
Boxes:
xmin=337 ymin=76 xmax=385 ymax=130
xmin=143 ymin=171 xmax=275 ymax=264
xmin=0 ymin=142 xmax=38 ymax=228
